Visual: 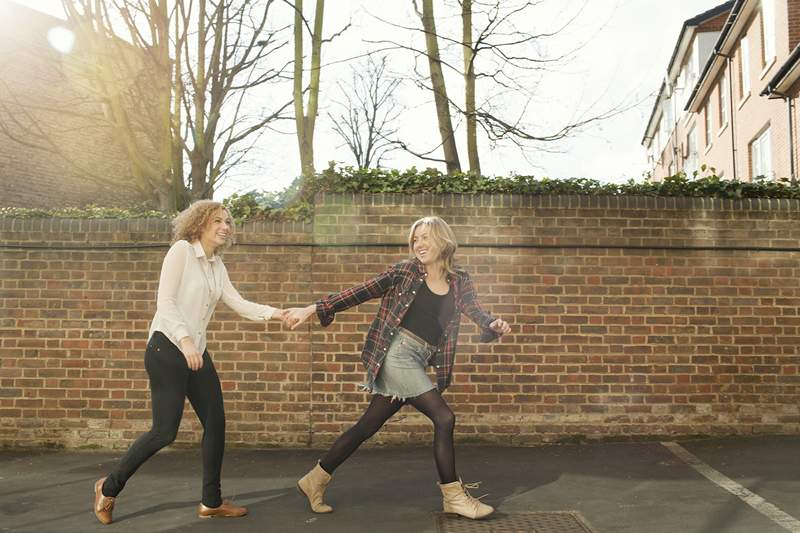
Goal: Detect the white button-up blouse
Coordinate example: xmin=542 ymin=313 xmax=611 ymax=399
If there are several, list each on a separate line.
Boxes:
xmin=148 ymin=240 xmax=276 ymax=353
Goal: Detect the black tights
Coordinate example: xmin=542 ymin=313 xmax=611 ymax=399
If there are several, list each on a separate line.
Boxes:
xmin=319 ymin=389 xmax=457 ymax=483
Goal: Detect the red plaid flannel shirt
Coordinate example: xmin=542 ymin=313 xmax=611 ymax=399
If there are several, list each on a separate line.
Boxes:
xmin=315 ymin=258 xmax=499 ymax=391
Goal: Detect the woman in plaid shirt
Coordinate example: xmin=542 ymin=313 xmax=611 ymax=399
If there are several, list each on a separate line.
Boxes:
xmin=286 ymin=216 xmax=511 ymax=520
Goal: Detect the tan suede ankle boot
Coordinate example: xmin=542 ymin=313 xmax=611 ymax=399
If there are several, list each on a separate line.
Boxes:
xmin=438 ymin=479 xmax=494 ymax=519
xmin=297 ymin=462 xmax=333 ymax=513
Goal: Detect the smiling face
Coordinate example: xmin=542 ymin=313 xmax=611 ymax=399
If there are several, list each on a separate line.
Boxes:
xmin=200 ymin=208 xmax=233 ymax=253
xmin=411 ymin=223 xmax=441 ymax=266
xmin=407 ymin=217 xmax=458 ymax=274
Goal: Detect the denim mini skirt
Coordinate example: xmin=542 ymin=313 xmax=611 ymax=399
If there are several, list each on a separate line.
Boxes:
xmin=369 ymin=327 xmax=437 ymax=402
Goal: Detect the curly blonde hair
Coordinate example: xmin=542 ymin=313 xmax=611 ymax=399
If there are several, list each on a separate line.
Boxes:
xmin=407 ymin=216 xmax=458 ymax=275
xmin=171 ymin=200 xmax=234 ymax=251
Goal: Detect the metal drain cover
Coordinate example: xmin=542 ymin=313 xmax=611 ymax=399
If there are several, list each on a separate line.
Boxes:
xmin=434 ymin=511 xmax=598 ymax=533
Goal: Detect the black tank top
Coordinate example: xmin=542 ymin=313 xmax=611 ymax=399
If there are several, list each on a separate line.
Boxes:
xmin=399 ymin=281 xmax=455 ymax=346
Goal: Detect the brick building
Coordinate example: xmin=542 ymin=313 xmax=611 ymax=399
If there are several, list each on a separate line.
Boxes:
xmin=0 ymin=1 xmax=148 ymax=208
xmin=643 ymin=0 xmax=800 ymax=182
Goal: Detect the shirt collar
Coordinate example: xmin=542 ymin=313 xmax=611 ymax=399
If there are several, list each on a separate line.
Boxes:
xmin=191 ymin=240 xmax=218 ymax=262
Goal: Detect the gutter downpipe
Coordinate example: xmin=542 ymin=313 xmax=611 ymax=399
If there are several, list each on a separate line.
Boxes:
xmin=773 ymin=91 xmax=798 ymax=183
xmin=718 ymin=52 xmax=738 ymax=179
xmin=729 ymin=56 xmax=738 ymax=180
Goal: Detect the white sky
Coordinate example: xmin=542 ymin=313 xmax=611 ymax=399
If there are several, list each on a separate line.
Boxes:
xmin=7 ymin=0 xmax=729 ymax=198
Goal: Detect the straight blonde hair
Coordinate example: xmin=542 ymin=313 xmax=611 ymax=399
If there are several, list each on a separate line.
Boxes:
xmin=407 ymin=216 xmax=458 ymax=275
xmin=171 ymin=200 xmax=234 ymax=251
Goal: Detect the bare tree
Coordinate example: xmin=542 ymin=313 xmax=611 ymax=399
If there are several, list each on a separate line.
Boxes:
xmin=176 ymin=1 xmax=293 ymax=200
xmin=287 ymin=0 xmax=351 ymax=179
xmin=368 ymin=0 xmax=629 ymax=174
xmin=291 ymin=0 xmax=323 ymax=179
xmin=461 ymin=0 xmax=479 ymax=173
xmin=458 ymin=1 xmax=627 ymax=150
xmin=327 ymin=55 xmax=402 ymax=169
xmin=0 ymin=0 xmax=292 ymax=210
xmin=414 ymin=0 xmax=461 ymax=174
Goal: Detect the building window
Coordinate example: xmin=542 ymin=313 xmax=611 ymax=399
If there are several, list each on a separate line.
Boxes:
xmin=740 ymin=36 xmax=750 ymax=96
xmin=704 ymin=103 xmax=712 ymax=147
xmin=750 ymin=127 xmax=772 ymax=178
xmin=662 ymin=95 xmax=674 ymax=130
xmin=659 ymin=115 xmax=669 ymax=158
xmin=762 ymin=0 xmax=776 ymax=63
xmin=685 ymin=125 xmax=698 ymax=176
xmin=719 ymin=70 xmax=729 ymax=127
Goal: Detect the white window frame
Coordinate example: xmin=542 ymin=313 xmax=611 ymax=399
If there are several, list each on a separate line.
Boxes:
xmin=705 ymin=103 xmax=712 ymax=147
xmin=663 ymin=95 xmax=674 ymax=130
xmin=719 ymin=71 xmax=729 ymax=128
xmin=685 ymin=126 xmax=699 ymax=176
xmin=762 ymin=0 xmax=776 ymax=63
xmin=740 ymin=37 xmax=751 ymax=95
xmin=751 ymin=127 xmax=772 ymax=179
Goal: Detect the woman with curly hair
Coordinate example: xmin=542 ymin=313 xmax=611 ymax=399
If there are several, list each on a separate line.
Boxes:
xmin=286 ymin=216 xmax=511 ymax=520
xmin=93 ymin=200 xmax=286 ymax=524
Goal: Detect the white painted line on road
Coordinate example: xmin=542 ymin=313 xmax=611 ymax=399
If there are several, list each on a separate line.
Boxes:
xmin=662 ymin=441 xmax=800 ymax=533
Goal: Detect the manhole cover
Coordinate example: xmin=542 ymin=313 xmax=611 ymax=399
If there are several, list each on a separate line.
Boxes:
xmin=434 ymin=511 xmax=598 ymax=533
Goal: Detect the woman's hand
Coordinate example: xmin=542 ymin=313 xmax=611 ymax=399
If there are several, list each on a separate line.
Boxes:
xmin=285 ymin=304 xmax=316 ymax=330
xmin=489 ymin=318 xmax=511 ymax=336
xmin=271 ymin=309 xmax=287 ymax=323
xmin=179 ymin=337 xmax=204 ymax=371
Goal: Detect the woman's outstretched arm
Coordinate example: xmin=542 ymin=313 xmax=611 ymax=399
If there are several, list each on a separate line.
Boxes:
xmin=286 ymin=266 xmax=396 ymax=329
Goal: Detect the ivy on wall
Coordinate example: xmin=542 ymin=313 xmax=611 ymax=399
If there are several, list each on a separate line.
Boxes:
xmin=5 ymin=163 xmax=800 ymax=222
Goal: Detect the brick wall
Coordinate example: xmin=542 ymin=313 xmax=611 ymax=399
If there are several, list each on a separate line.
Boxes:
xmin=697 ymin=9 xmax=731 ymax=33
xmin=787 ymin=0 xmax=800 ymax=50
xmin=0 ymin=3 xmax=148 ymax=208
xmin=2 ymin=194 xmax=800 ymax=450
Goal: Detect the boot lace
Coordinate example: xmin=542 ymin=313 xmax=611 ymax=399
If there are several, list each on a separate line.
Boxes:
xmin=462 ymin=480 xmax=489 ymax=502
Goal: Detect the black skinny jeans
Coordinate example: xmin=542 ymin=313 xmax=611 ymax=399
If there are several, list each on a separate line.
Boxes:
xmin=102 ymin=331 xmax=226 ymax=508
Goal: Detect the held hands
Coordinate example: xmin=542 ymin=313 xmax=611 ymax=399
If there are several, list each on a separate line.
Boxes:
xmin=179 ymin=337 xmax=204 ymax=371
xmin=283 ymin=304 xmax=316 ymax=330
xmin=489 ymin=318 xmax=511 ymax=336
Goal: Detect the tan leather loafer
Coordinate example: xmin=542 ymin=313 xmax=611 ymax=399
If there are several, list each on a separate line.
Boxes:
xmin=93 ymin=477 xmax=115 ymax=525
xmin=197 ymin=500 xmax=248 ymax=519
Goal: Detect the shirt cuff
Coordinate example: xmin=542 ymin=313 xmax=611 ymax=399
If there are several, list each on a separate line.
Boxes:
xmin=479 ymin=323 xmax=500 ymax=343
xmin=316 ymin=300 xmax=334 ymax=327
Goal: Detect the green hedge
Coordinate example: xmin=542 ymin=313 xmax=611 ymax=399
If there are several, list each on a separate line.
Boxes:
xmin=310 ymin=164 xmax=799 ymax=196
xmin=5 ymin=164 xmax=800 ymax=222
xmin=0 ymin=204 xmax=168 ymax=219
xmin=224 ymin=163 xmax=800 ymax=221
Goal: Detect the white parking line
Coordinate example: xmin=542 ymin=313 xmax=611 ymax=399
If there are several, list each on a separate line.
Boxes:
xmin=662 ymin=441 xmax=800 ymax=533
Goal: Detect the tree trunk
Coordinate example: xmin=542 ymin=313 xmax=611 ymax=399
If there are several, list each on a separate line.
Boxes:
xmin=156 ymin=187 xmax=173 ymax=211
xmin=294 ymin=0 xmax=325 ymax=179
xmin=190 ymin=0 xmax=209 ymax=199
xmin=462 ymin=0 xmax=479 ymax=174
xmin=420 ymin=0 xmax=460 ymax=174
xmin=172 ymin=4 xmax=187 ymax=210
